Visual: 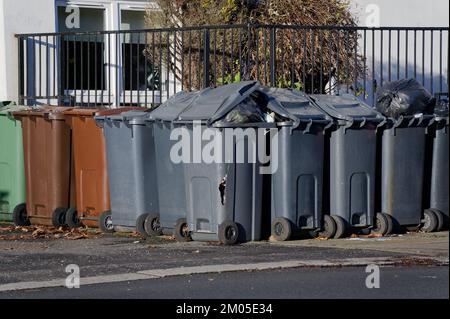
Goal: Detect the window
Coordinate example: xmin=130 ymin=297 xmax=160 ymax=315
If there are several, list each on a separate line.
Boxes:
xmin=58 ymin=7 xmax=105 ymax=92
xmin=54 ymin=1 xmax=169 ymax=106
xmin=121 ymin=10 xmax=161 ymax=91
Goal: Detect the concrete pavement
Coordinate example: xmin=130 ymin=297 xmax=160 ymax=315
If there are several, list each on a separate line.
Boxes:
xmin=0 ymin=223 xmax=448 ymax=295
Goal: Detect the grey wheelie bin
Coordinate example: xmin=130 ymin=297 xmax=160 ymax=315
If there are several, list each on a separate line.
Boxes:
xmin=425 ymin=112 xmax=449 ymax=231
xmin=378 ymin=113 xmax=435 ymax=234
xmin=95 ymin=109 xmax=159 ymax=235
xmin=310 ymin=94 xmax=385 ymax=238
xmin=145 ymin=92 xmax=200 ymax=241
xmin=174 ymin=82 xmax=293 ymax=244
xmin=262 ymin=88 xmax=332 ymax=241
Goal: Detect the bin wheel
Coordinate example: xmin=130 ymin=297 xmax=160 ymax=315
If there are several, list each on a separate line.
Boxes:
xmin=271 ymin=218 xmax=292 ymax=241
xmin=218 ymin=221 xmax=240 ymax=245
xmin=144 ymin=214 xmax=163 ymax=237
xmin=12 ymin=203 xmax=30 ymax=227
xmin=429 ymin=209 xmax=445 ymax=232
xmin=421 ymin=209 xmax=438 ymax=233
xmin=65 ymin=207 xmax=82 ymax=229
xmin=371 ymin=213 xmax=393 ymax=236
xmin=99 ymin=211 xmax=114 ymax=233
xmin=331 ymin=215 xmax=348 ymax=239
xmin=174 ymin=218 xmax=192 ymax=242
xmin=136 ymin=213 xmax=150 ymax=238
xmin=52 ymin=207 xmax=68 ymax=228
xmin=317 ymin=215 xmax=337 ymax=239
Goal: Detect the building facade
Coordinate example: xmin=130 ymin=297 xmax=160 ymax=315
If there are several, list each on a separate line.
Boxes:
xmin=0 ymin=0 xmax=449 ymax=103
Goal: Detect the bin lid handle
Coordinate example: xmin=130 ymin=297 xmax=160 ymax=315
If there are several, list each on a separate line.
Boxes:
xmin=358 ymin=117 xmax=367 ymax=128
xmin=410 ymin=114 xmax=423 ymax=126
xmin=95 ymin=117 xmax=105 ymax=128
xmin=393 ymin=115 xmax=405 ymax=128
xmin=302 ymin=119 xmax=313 ymax=134
xmin=344 ymin=118 xmax=354 ymax=129
xmin=266 ymin=97 xmax=301 ymax=129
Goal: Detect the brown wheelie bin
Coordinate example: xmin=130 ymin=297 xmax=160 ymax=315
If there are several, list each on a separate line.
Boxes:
xmin=63 ymin=107 xmax=144 ymax=231
xmin=12 ymin=107 xmax=75 ymax=227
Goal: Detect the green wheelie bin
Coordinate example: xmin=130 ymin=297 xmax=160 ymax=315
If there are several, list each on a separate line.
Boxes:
xmin=0 ymin=102 xmax=28 ymax=223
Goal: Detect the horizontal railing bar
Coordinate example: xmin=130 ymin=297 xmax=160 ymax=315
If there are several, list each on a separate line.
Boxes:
xmin=15 ymin=24 xmax=450 ymax=38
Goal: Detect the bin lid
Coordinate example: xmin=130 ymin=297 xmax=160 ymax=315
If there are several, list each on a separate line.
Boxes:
xmin=0 ymin=102 xmax=30 ymax=116
xmin=66 ymin=107 xmax=148 ymax=118
xmin=175 ymin=81 xmax=259 ymax=122
xmin=106 ymin=110 xmax=151 ymax=125
xmin=309 ymin=94 xmax=384 ymax=123
xmin=262 ymin=88 xmax=330 ymax=122
xmin=149 ymin=90 xmax=205 ymax=122
xmin=169 ymin=82 xmax=298 ymax=127
xmin=12 ymin=106 xmax=73 ymax=120
xmin=63 ymin=107 xmax=105 ymax=117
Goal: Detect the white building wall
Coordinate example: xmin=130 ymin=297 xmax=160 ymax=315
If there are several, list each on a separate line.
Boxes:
xmin=0 ymin=0 xmax=448 ymax=104
xmin=0 ymin=0 xmax=56 ymax=102
xmin=351 ymin=0 xmax=449 ymax=27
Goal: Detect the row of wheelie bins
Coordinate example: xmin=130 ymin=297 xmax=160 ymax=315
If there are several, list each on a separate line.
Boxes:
xmin=0 ymin=103 xmax=139 ymax=231
xmin=0 ymin=82 xmax=448 ymax=244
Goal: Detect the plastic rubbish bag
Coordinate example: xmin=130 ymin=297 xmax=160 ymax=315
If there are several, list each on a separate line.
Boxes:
xmin=434 ymin=95 xmax=449 ymax=117
xmin=375 ymin=78 xmax=436 ymax=118
xmin=221 ymin=96 xmax=267 ymax=124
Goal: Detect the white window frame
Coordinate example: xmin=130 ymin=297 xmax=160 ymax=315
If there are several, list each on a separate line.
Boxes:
xmin=54 ymin=0 xmax=166 ymax=107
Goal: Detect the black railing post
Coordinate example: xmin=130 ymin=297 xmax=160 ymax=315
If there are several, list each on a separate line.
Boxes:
xmin=18 ymin=37 xmax=25 ymax=105
xmin=203 ymin=28 xmax=211 ymax=89
xmin=58 ymin=35 xmax=65 ymax=106
xmin=269 ymin=27 xmax=276 ymax=87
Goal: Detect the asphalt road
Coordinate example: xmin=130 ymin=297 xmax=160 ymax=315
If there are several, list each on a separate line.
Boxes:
xmin=1 ymin=266 xmax=448 ymax=299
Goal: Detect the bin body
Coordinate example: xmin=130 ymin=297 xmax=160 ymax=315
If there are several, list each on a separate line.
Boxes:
xmin=428 ymin=117 xmax=449 ymax=217
xmin=183 ymin=124 xmax=264 ymax=242
xmin=13 ymin=107 xmax=73 ymax=226
xmin=148 ymin=90 xmax=211 ymax=234
xmin=169 ymin=82 xmax=294 ymax=242
xmin=311 ymin=94 xmax=384 ymax=229
xmin=97 ymin=110 xmax=158 ymax=229
xmin=0 ymin=103 xmax=26 ymax=221
xmin=64 ymin=108 xmax=111 ymax=228
xmin=152 ymin=121 xmax=186 ymax=234
xmin=380 ymin=116 xmax=434 ymax=226
xmin=268 ymin=89 xmax=330 ymax=231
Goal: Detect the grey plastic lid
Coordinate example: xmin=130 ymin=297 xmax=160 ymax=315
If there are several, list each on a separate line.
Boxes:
xmin=263 ymin=88 xmax=329 ymax=121
xmin=309 ymin=94 xmax=383 ymax=122
xmin=149 ymin=90 xmax=205 ymax=122
xmin=176 ymin=81 xmax=259 ymax=123
xmin=111 ymin=110 xmax=150 ymax=124
xmin=174 ymin=82 xmax=301 ymax=127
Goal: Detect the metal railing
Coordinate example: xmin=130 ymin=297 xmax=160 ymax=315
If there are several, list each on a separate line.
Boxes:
xmin=16 ymin=24 xmax=449 ymax=107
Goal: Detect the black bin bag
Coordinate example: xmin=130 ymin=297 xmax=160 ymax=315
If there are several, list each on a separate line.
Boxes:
xmin=376 ymin=78 xmax=436 ymax=118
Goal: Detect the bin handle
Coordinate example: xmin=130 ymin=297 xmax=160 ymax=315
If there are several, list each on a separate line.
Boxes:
xmin=6 ymin=112 xmax=16 ymax=121
xmin=302 ymin=119 xmax=313 ymax=134
xmin=376 ymin=117 xmax=387 ymax=131
xmin=409 ymin=114 xmax=423 ymax=127
xmin=324 ymin=120 xmax=334 ymax=131
xmin=425 ymin=116 xmax=436 ymax=134
xmin=344 ymin=118 xmax=354 ymax=131
xmin=95 ymin=117 xmax=105 ymax=128
xmin=393 ymin=115 xmax=405 ymax=128
xmin=358 ymin=118 xmax=367 ymax=128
